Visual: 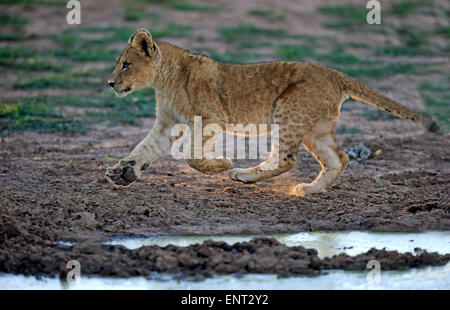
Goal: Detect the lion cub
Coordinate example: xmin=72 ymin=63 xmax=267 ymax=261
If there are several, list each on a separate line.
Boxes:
xmin=106 ymin=28 xmax=438 ymax=196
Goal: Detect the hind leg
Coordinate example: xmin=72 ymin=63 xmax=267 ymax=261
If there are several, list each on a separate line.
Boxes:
xmin=229 ymin=84 xmax=314 ymax=183
xmin=229 ymin=135 xmax=299 ymax=183
xmin=294 ymin=121 xmax=349 ymax=196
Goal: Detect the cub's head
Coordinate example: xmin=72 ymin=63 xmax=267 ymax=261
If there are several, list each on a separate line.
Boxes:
xmin=108 ymin=28 xmax=161 ymax=97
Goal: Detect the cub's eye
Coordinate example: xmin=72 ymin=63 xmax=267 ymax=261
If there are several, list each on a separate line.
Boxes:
xmin=122 ymin=62 xmax=131 ymax=70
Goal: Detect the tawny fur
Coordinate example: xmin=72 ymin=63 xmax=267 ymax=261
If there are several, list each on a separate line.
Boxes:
xmin=105 ymin=28 xmax=439 ymax=196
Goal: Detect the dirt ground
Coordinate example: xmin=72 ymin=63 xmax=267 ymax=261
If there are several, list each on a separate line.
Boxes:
xmin=0 ymin=0 xmax=449 ymax=278
xmin=1 ymin=116 xmax=449 ymax=277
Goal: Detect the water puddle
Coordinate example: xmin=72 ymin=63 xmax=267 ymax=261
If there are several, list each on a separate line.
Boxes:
xmin=106 ymin=231 xmax=450 ymax=258
xmin=2 ymin=231 xmax=449 ymax=289
xmin=1 ymin=265 xmax=449 ymax=290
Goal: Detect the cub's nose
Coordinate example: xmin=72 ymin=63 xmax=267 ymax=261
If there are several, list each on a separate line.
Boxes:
xmin=108 ymin=80 xmax=116 ymax=88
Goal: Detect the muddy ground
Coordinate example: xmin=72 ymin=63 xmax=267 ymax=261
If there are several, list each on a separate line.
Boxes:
xmin=1 ymin=122 xmax=449 ymax=242
xmin=0 ymin=119 xmax=449 ymax=277
xmin=0 ymin=0 xmax=449 ymax=278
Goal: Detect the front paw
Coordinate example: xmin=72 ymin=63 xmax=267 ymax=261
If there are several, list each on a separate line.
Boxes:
xmin=105 ymin=156 xmax=149 ymax=187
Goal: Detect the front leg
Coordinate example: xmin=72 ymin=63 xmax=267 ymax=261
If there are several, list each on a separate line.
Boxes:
xmin=185 ymin=123 xmax=232 ymax=175
xmin=106 ymin=118 xmax=172 ymax=187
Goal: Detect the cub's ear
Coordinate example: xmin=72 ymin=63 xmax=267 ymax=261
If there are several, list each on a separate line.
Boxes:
xmin=129 ymin=28 xmax=154 ymax=57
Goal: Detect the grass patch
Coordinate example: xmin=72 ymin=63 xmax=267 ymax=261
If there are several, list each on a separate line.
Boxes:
xmin=275 ymin=45 xmax=316 ymax=60
xmin=15 ymin=71 xmax=103 ymax=89
xmin=0 ymin=88 xmax=157 ymax=135
xmin=375 ymin=46 xmax=435 ymax=56
xmin=275 ymin=45 xmax=375 ymax=66
xmin=2 ymin=58 xmax=67 ymax=72
xmin=247 ymin=8 xmax=283 ymax=22
xmin=0 ymin=0 xmax=61 ymax=6
xmin=57 ymin=24 xmax=192 ymax=49
xmin=207 ymin=50 xmax=262 ymax=64
xmin=435 ymin=26 xmax=450 ymax=38
xmin=419 ymin=80 xmax=450 ymax=132
xmin=376 ymin=24 xmax=442 ymax=56
xmin=336 ymin=125 xmax=364 ymax=134
xmin=0 ymin=47 xmax=67 ymax=72
xmin=122 ymin=0 xmax=159 ymax=21
xmin=0 ymin=13 xmax=28 ymax=27
xmin=337 ymin=63 xmax=436 ymax=79
xmin=133 ymin=0 xmax=221 ymax=11
xmin=390 ymin=1 xmax=425 ymax=17
xmin=219 ymin=24 xmax=291 ymax=43
xmin=420 ymin=81 xmax=449 ymax=92
xmin=0 ymin=100 xmax=85 ymax=136
xmin=0 ymin=46 xmax=36 ymax=58
xmin=360 ymin=109 xmax=397 ymax=121
xmin=0 ymin=32 xmax=26 ymax=41
xmin=396 ymin=25 xmax=427 ymax=49
xmin=52 ymin=49 xmax=119 ymax=61
xmin=123 ymin=8 xmax=159 ymax=21
xmin=318 ymin=4 xmax=368 ymax=29
xmin=43 ymin=88 xmax=156 ymax=126
xmin=166 ymin=0 xmax=221 ymax=12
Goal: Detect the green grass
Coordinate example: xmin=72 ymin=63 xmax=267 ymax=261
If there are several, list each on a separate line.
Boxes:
xmin=0 ymin=14 xmax=28 ymax=27
xmin=375 ymin=23 xmax=444 ymax=57
xmin=207 ymin=50 xmax=262 ymax=64
xmin=45 ymin=88 xmax=156 ymax=109
xmin=390 ymin=1 xmax=424 ymax=17
xmin=360 ymin=109 xmax=397 ymax=121
xmin=435 ymin=26 xmax=450 ymax=38
xmin=123 ymin=8 xmax=159 ymax=21
xmin=133 ymin=0 xmax=221 ymax=11
xmin=2 ymin=58 xmax=67 ymax=72
xmin=15 ymin=71 xmax=103 ymax=89
xmin=373 ymin=25 xmax=442 ymax=57
xmin=375 ymin=46 xmax=436 ymax=57
xmin=419 ymin=80 xmax=450 ymax=132
xmin=0 ymin=32 xmax=26 ymax=41
xmin=219 ymin=24 xmax=291 ymax=43
xmin=52 ymin=49 xmax=119 ymax=61
xmin=420 ymin=81 xmax=449 ymax=92
xmin=0 ymin=0 xmax=61 ymax=6
xmin=0 ymin=87 xmax=157 ymax=135
xmin=247 ymin=8 xmax=283 ymax=22
xmin=0 ymin=100 xmax=85 ymax=136
xmin=337 ymin=63 xmax=438 ymax=79
xmin=0 ymin=47 xmax=67 ymax=72
xmin=275 ymin=45 xmax=375 ymax=65
xmin=0 ymin=47 xmax=36 ymax=59
xmin=275 ymin=45 xmax=316 ymax=60
xmin=336 ymin=125 xmax=364 ymax=134
xmin=166 ymin=0 xmax=221 ymax=12
xmin=122 ymin=0 xmax=160 ymax=21
xmin=397 ymin=25 xmax=427 ymax=48
xmin=274 ymin=44 xmax=437 ymax=79
xmin=43 ymin=88 xmax=156 ymax=126
xmin=318 ymin=4 xmax=368 ymax=29
xmin=56 ymin=24 xmax=192 ymax=49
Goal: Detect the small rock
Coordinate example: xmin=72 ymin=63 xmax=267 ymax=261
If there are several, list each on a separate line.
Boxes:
xmin=344 ymin=142 xmax=372 ymax=162
xmin=133 ymin=206 xmax=149 ymax=216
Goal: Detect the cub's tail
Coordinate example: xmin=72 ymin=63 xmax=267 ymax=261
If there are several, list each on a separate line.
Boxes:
xmin=339 ymin=73 xmax=440 ymax=133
